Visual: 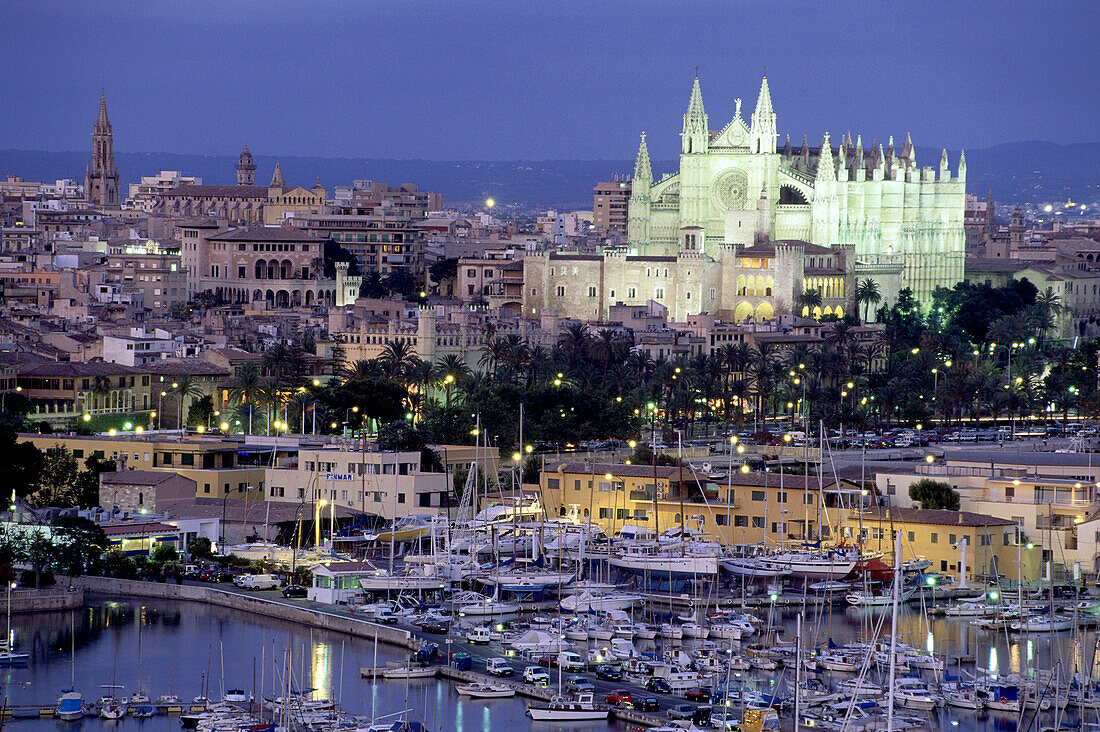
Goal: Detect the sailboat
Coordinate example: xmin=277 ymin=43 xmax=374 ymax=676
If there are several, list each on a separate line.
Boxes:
xmin=526 ymin=690 xmax=609 ymax=721
xmin=56 ymin=611 xmax=84 ymax=720
xmin=0 ymin=583 xmax=27 ymax=666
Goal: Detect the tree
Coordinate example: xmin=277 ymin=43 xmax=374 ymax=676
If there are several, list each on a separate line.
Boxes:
xmin=0 ymin=426 xmax=44 ymax=499
xmin=187 ymin=536 xmax=213 ymax=560
xmin=322 ymin=239 xmax=360 ymax=278
xmin=73 ymin=454 xmax=117 ymax=509
xmin=908 ymin=479 xmax=960 ymax=511
xmin=151 ymin=543 xmax=180 ymax=564
xmin=798 ymin=288 xmax=822 ymax=316
xmin=186 ymin=394 xmax=215 ymax=429
xmin=51 ymin=515 xmax=108 ymax=576
xmin=384 ymin=268 xmax=418 ymax=298
xmin=229 ymin=364 xmax=263 ymax=434
xmin=22 ymin=529 xmax=56 ymax=587
xmin=30 ymin=445 xmax=79 ymax=507
xmin=855 ymin=278 xmax=883 ymax=323
xmin=171 ymin=375 xmax=204 ymax=429
xmin=428 ymin=257 xmax=458 ymax=292
xmin=360 ymin=271 xmax=387 ymax=299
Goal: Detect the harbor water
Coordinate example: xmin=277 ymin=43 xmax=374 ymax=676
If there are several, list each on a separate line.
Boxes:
xmin=1 ymin=596 xmax=1097 ymax=730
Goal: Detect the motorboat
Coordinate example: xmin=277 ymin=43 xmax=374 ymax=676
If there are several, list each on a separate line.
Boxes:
xmin=845 ymin=585 xmax=916 ymax=606
xmin=559 ymin=590 xmax=643 ymax=613
xmin=1010 ymin=614 xmax=1077 ymax=632
xmin=659 ymin=623 xmax=684 ymax=640
xmin=942 ymin=601 xmax=996 ymax=617
xmin=381 ymin=664 xmax=437 ymax=679
xmin=609 ymin=546 xmax=720 ymax=576
xmin=680 ymin=622 xmax=707 ymax=639
xmin=363 ymin=514 xmax=435 ymax=543
xmin=456 ymin=682 xmax=516 ymax=699
xmin=893 ymin=679 xmax=938 ymax=711
xmin=56 ymin=689 xmax=85 ymax=721
xmin=943 ymin=683 xmax=984 ymax=710
xmin=526 ymin=692 xmax=609 ymax=721
xmin=633 ymin=623 xmax=659 ymax=640
xmin=453 ymin=591 xmax=520 ymax=617
xmin=358 ymin=566 xmax=447 ymax=593
xmin=509 ymin=630 xmax=571 ymax=655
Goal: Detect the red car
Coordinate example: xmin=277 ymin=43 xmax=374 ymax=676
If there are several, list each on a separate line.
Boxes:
xmin=605 ymin=689 xmax=633 ymax=707
xmin=685 ymin=688 xmax=711 ymax=702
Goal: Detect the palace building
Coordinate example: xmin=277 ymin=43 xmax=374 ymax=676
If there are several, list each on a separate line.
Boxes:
xmin=525 ymin=75 xmax=964 ymax=322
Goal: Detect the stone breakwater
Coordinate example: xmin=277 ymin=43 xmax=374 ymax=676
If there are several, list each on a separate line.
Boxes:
xmin=64 ymin=576 xmax=415 ymax=649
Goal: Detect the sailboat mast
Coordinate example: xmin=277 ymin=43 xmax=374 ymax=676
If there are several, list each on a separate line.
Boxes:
xmin=886 ymin=532 xmax=901 ymax=732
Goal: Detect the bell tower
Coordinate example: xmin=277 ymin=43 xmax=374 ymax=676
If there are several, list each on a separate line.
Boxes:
xmin=237 ymin=145 xmax=256 ymax=185
xmin=85 ymin=91 xmax=120 ymax=207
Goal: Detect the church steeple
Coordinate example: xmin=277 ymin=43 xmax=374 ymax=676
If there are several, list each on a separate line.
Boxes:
xmin=85 ymin=91 xmax=120 ymax=207
xmin=633 ymin=132 xmax=652 ymax=184
xmin=237 ymin=145 xmax=256 ymax=185
xmin=681 ymin=75 xmax=709 ymax=154
xmin=750 ymin=75 xmax=777 ymax=155
xmin=270 ymin=160 xmax=285 ymax=187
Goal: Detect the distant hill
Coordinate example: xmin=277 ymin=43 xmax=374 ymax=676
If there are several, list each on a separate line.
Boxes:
xmin=1 ymin=141 xmax=1095 ymax=209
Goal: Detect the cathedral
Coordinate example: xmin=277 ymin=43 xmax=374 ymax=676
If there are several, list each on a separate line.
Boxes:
xmin=85 ymin=92 xmax=121 ymax=207
xmin=524 ymin=75 xmax=965 ymax=323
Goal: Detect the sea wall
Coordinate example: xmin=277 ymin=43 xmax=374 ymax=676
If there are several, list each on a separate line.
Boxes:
xmin=65 ymin=576 xmax=415 ymax=649
xmin=10 ymin=587 xmax=84 ymax=614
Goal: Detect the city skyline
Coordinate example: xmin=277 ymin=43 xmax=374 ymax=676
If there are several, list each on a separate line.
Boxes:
xmin=1 ymin=0 xmax=1096 ymax=162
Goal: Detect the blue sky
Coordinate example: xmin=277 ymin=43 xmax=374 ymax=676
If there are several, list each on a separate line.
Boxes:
xmin=1 ymin=0 xmax=1096 ymax=160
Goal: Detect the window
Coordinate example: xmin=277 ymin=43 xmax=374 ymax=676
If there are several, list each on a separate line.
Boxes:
xmin=908 ymin=531 xmax=915 ymax=543
xmin=467 ymin=269 xmax=476 ymax=277
xmin=734 ymin=515 xmax=748 ymax=527
xmin=751 ymin=490 xmax=765 ymax=502
xmin=588 ymin=286 xmax=597 ymax=297
xmin=771 ymin=522 xmax=786 ymax=534
xmin=930 ymin=532 xmax=938 ymax=544
xmin=397 ymin=493 xmax=406 ymax=504
xmin=546 ymin=478 xmax=559 ymax=491
xmin=574 ymin=480 xmax=581 ymax=491
xmin=940 ymin=560 xmax=948 ymax=572
xmin=716 ymin=515 xmax=729 ymax=526
xmin=655 ymin=287 xmax=664 ymax=299
xmin=418 ymin=493 xmax=431 ymax=508
xmin=556 ymin=286 xmax=565 ymax=297
xmin=628 ymin=287 xmax=636 ymax=298
xmin=980 ymin=534 xmax=991 ymax=546
xmin=751 ymin=516 xmax=765 ymax=528
xmin=949 ymin=533 xmax=957 ymax=545
xmin=776 ymin=492 xmax=787 ymax=503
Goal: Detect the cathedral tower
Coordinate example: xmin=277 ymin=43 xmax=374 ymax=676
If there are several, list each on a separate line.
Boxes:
xmin=749 ymin=76 xmax=777 ymax=155
xmin=85 ymin=91 xmax=120 ymax=207
xmin=237 ymin=145 xmax=256 ymax=185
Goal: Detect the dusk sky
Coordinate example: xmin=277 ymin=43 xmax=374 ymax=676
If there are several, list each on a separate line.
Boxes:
xmin=2 ymin=1 xmax=1096 ymax=161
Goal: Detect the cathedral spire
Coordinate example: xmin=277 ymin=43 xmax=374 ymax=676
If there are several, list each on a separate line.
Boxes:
xmin=940 ymin=148 xmax=950 ymax=179
xmin=681 ymin=75 xmax=709 ymax=154
xmin=901 ymin=131 xmax=914 ymax=165
xmin=270 ymin=160 xmax=285 ymax=187
xmin=237 ymin=145 xmax=256 ymax=185
xmin=815 ymin=133 xmax=835 ymax=182
xmin=633 ymin=132 xmax=653 ymax=184
xmin=750 ymin=75 xmax=777 ymax=154
xmin=96 ymin=90 xmax=111 ymax=131
xmin=958 ymin=149 xmax=967 ymax=182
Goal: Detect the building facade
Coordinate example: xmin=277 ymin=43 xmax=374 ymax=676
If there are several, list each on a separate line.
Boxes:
xmin=593 ymin=177 xmax=631 ymax=232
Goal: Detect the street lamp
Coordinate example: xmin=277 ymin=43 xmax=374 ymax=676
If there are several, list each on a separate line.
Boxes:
xmin=315 ymin=499 xmax=328 ymax=549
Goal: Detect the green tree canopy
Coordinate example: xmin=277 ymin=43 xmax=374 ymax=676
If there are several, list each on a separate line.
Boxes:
xmin=908 ymin=478 xmax=961 ymax=511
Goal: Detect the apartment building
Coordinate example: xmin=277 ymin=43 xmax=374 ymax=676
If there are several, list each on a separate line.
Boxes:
xmin=266 ymin=445 xmax=450 ymax=520
xmin=592 ymin=177 xmax=631 ymax=232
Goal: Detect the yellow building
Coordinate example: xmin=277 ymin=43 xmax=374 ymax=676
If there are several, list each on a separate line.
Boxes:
xmin=538 ymin=461 xmax=863 ymax=545
xmin=848 ymin=507 xmax=1033 ymax=582
xmin=20 ymin=433 xmax=268 ymax=503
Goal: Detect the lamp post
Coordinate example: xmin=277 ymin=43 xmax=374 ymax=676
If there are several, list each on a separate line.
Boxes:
xmin=219 ymin=485 xmax=231 ymax=552
xmin=311 ymin=379 xmax=320 ymax=435
xmin=343 ymin=406 xmax=359 ymax=439
xmin=0 ymin=386 xmax=22 ymax=413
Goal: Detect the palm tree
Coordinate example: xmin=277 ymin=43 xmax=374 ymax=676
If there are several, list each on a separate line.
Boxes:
xmin=90 ymin=374 xmax=112 ymax=413
xmin=228 ymin=364 xmax=262 ymax=433
xmin=172 ymin=374 xmax=204 ymax=429
xmin=345 ymin=359 xmax=378 ymax=382
xmin=855 ymin=278 xmax=882 ymax=323
xmin=434 ymin=354 xmax=470 ymax=406
xmin=798 ymin=288 xmax=823 ymax=318
xmin=1035 ymin=287 xmax=1063 ymax=345
xmin=378 ymin=340 xmax=416 ymax=383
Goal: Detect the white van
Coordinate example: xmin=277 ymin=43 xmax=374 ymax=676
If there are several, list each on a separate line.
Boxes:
xmin=234 ymin=574 xmax=280 ymax=590
xmin=486 ymin=657 xmax=513 ymax=676
xmin=557 ymin=651 xmax=586 ymax=671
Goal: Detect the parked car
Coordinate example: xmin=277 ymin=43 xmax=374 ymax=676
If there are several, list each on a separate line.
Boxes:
xmin=281 ymin=584 xmax=307 ymax=598
xmin=685 ymin=688 xmax=711 ymax=702
xmin=486 ymin=657 xmax=513 ymax=677
xmin=566 ymin=675 xmax=594 ymax=693
xmin=646 ymin=677 xmax=673 ymax=694
xmin=419 ymin=621 xmax=449 ymax=634
xmin=595 ymin=664 xmax=622 ymax=681
xmin=667 ymin=704 xmax=696 ymax=720
xmin=557 ymin=651 xmax=586 ymax=671
xmin=605 ymin=689 xmax=633 ymax=707
xmin=523 ymin=666 xmax=550 ymax=687
xmin=636 ymin=697 xmax=660 ymax=712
